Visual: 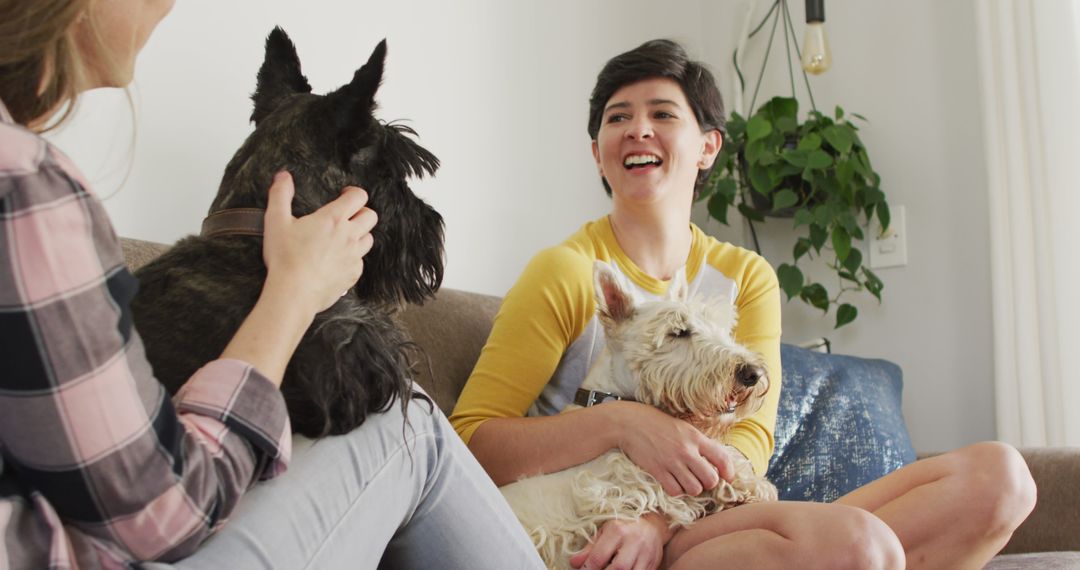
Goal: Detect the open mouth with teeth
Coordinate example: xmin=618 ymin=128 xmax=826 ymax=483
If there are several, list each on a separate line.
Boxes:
xmin=623 ymin=154 xmax=663 ymax=170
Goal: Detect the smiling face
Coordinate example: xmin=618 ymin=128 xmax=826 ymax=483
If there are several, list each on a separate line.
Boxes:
xmin=591 ymin=77 xmax=722 ymax=207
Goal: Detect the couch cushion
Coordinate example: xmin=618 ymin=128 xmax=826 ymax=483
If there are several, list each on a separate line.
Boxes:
xmin=766 ymin=343 xmax=916 ymax=503
xmin=984 ymin=551 xmax=1080 ymax=570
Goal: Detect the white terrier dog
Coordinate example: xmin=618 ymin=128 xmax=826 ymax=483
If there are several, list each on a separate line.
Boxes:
xmin=500 ymin=261 xmax=777 ymax=569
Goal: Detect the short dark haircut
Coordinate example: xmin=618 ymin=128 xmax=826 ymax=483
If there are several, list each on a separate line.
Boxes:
xmin=588 ymin=39 xmax=726 ymax=196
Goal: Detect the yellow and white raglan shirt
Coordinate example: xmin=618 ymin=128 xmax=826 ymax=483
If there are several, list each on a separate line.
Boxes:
xmin=449 ymin=216 xmax=782 ymax=475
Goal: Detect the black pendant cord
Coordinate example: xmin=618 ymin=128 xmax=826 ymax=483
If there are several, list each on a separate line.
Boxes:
xmin=783 ymin=0 xmax=819 ymax=113
xmin=748 ymin=1 xmax=783 ymax=115
xmin=733 ymin=0 xmax=780 ymax=96
xmin=732 ymin=0 xmax=825 ymax=255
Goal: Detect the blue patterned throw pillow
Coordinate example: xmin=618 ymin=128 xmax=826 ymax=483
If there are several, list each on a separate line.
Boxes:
xmin=765 ymin=343 xmax=916 ymax=503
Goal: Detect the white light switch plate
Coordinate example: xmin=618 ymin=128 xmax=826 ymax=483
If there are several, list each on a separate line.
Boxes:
xmin=869 ymin=205 xmax=907 ymax=269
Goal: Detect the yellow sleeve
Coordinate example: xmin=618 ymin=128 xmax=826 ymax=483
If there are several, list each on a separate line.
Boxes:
xmin=720 ymin=253 xmax=783 ymax=475
xmin=449 ymin=247 xmax=594 ymax=444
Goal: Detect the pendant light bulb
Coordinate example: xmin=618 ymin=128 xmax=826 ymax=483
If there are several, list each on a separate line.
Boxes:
xmin=802 ymin=22 xmax=831 ymax=74
xmin=802 ymin=0 xmax=831 ymax=75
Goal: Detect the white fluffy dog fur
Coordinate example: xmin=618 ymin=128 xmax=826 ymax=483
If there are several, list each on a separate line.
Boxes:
xmin=500 ymin=261 xmax=778 ymax=569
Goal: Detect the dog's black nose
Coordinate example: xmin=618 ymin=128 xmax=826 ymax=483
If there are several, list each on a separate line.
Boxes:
xmin=737 ymin=364 xmax=765 ymax=387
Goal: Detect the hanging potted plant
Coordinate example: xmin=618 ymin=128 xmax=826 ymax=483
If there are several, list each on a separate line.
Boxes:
xmin=697 ymin=0 xmax=893 ymax=329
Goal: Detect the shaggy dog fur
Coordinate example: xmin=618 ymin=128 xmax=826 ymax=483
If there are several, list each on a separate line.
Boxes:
xmin=131 ymin=28 xmax=442 ymax=437
xmin=500 ymin=261 xmax=778 ymax=569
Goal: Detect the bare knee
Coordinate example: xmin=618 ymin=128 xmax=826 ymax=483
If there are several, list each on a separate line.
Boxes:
xmin=791 ymin=506 xmax=904 ymax=570
xmin=946 ymin=442 xmax=1037 ymax=539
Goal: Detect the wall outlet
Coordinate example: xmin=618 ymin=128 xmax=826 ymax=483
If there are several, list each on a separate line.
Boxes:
xmin=869 ymin=205 xmax=907 ymax=269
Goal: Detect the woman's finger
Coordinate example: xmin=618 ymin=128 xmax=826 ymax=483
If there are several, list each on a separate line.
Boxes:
xmin=687 ymin=452 xmax=721 ymax=491
xmin=357 ymin=233 xmax=375 ymax=257
xmin=569 ymin=544 xmax=592 ymax=568
xmin=655 ymin=471 xmax=682 ymax=498
xmin=350 ymin=207 xmax=378 ymax=236
xmin=322 ymin=186 xmax=369 ymax=220
xmin=265 ymin=171 xmax=296 ymax=226
xmin=699 ymin=438 xmax=734 ymax=482
xmin=670 ymin=464 xmax=702 ymax=497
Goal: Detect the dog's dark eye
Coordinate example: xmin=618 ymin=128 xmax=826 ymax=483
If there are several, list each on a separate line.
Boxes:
xmin=669 ymin=328 xmax=691 ymax=339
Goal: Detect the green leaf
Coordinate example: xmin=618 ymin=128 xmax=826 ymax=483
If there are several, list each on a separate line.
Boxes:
xmin=777 ymin=162 xmax=803 ymax=177
xmin=836 ymin=159 xmax=855 ymax=186
xmin=768 ymin=96 xmax=798 ymax=120
xmin=861 ymin=186 xmax=885 ymax=206
xmin=726 ymin=114 xmax=746 ymax=140
xmin=747 ymin=115 xmax=772 ymax=142
xmin=835 ymin=303 xmax=858 ymax=328
xmin=707 ymin=190 xmax=732 ymax=225
xmin=738 ymin=202 xmax=766 ymax=222
xmin=835 ymin=105 xmax=845 ymax=120
xmin=797 ymin=133 xmax=822 ymax=152
xmin=715 ymin=177 xmax=737 ymax=199
xmin=776 ymin=263 xmax=804 ymax=300
xmin=772 ymin=189 xmax=798 ymax=210
xmin=794 ymin=238 xmax=812 ymax=261
xmin=756 ymin=151 xmax=779 ymax=166
xmin=838 ymin=270 xmax=860 ymax=283
xmin=876 ymin=201 xmax=892 ymax=233
xmin=781 ymin=149 xmax=809 ymax=167
xmin=749 ymin=163 xmax=775 ymax=194
xmin=839 ymin=211 xmax=861 ymax=235
xmin=800 ymin=283 xmax=830 ymax=312
xmin=805 ymin=149 xmax=833 ymax=170
xmin=852 ymin=112 xmax=869 ymax=121
xmin=863 ymin=267 xmax=884 ymax=301
xmin=812 ymin=204 xmax=833 ymax=228
xmin=823 ymin=125 xmax=854 ymax=154
xmin=809 ymin=223 xmax=828 ymax=251
xmin=744 ymin=139 xmax=766 ymax=165
xmin=842 ymin=247 xmax=863 ymax=273
xmin=794 ymin=209 xmax=814 ymax=228
xmin=832 ymin=226 xmax=852 ymax=262
xmin=775 ymin=116 xmax=798 ymax=134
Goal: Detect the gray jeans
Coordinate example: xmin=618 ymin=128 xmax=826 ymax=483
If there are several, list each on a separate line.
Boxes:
xmin=143 ymin=395 xmax=542 ymax=569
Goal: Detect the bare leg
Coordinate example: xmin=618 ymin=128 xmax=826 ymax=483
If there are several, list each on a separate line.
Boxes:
xmin=664 ymin=501 xmax=905 ymax=570
xmin=835 ymin=441 xmax=1036 ymax=570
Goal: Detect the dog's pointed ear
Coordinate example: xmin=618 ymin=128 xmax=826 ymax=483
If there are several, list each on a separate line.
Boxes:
xmin=666 ymin=266 xmax=689 ymax=302
xmin=325 ymin=39 xmax=386 ymax=148
xmin=251 ymin=27 xmax=313 ymax=125
xmin=594 ymin=261 xmax=635 ymax=326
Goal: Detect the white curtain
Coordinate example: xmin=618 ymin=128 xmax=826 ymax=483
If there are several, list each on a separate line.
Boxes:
xmin=975 ymin=0 xmax=1080 ymax=447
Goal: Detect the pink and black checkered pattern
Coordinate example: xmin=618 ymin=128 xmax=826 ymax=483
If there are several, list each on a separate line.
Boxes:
xmin=0 ymin=100 xmax=291 ymax=569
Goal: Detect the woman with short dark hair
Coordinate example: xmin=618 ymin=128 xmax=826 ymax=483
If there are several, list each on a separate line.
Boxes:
xmin=452 ymin=38 xmax=1036 ymax=569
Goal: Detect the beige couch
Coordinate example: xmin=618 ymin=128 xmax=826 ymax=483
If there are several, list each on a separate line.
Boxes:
xmin=122 ymin=238 xmax=1080 ymax=568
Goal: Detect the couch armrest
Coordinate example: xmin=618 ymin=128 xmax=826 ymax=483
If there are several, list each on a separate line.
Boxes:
xmin=1003 ymin=447 xmax=1080 ymax=554
xmin=919 ymin=446 xmax=1080 ymax=554
xmin=121 ymin=237 xmax=171 ymax=272
xmin=400 ymin=288 xmax=501 ymax=414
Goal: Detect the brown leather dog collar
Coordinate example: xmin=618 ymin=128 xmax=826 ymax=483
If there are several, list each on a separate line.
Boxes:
xmin=201 ymin=208 xmax=265 ymax=238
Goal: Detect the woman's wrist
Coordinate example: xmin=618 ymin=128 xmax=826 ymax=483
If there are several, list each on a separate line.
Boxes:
xmin=642 ymin=512 xmax=676 ymax=544
xmin=219 ymin=276 xmax=318 ymax=386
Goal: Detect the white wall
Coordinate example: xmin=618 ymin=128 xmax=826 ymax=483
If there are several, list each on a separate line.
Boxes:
xmin=49 ymin=0 xmax=1001 ymax=452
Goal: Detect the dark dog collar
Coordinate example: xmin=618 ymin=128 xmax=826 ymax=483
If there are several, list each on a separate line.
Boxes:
xmin=201 ymin=208 xmax=265 ymax=238
xmin=574 ymin=388 xmax=636 ymax=407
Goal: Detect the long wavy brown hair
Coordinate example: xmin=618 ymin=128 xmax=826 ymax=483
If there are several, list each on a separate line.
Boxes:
xmin=0 ymin=0 xmax=102 ymax=130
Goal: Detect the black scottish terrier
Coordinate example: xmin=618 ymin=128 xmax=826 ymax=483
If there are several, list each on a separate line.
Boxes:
xmin=132 ymin=28 xmax=442 ymax=437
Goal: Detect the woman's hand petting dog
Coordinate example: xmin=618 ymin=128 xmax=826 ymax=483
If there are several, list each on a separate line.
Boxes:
xmin=570 ymin=514 xmax=672 ymax=570
xmin=263 ymin=170 xmax=378 ymax=315
xmin=611 ymin=402 xmax=735 ymax=497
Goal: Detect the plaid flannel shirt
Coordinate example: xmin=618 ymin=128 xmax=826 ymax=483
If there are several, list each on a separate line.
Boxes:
xmin=0 ymin=100 xmax=292 ymax=569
